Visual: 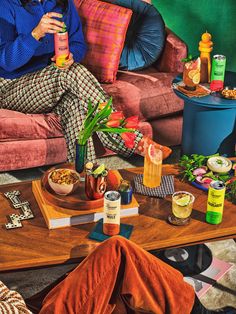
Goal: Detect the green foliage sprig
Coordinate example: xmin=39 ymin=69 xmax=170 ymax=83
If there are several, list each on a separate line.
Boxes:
xmin=226 ymin=181 xmax=236 ymax=204
xmin=181 ymin=54 xmax=193 ymax=63
xmin=178 ymin=153 xmax=219 ymax=181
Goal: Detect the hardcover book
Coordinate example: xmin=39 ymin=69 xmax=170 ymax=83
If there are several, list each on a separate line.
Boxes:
xmin=32 ymin=178 xmax=139 ymax=229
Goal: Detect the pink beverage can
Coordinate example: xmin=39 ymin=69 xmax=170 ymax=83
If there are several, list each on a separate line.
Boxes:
xmin=54 ymin=27 xmax=69 ymax=67
xmin=210 ymin=55 xmax=226 ymax=91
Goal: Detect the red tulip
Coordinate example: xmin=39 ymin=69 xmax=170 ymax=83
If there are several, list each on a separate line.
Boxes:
xmin=124 ymin=116 xmax=139 ymax=129
xmin=109 ymin=111 xmax=124 ymax=121
xmin=106 ymin=120 xmax=121 ymax=127
xmin=121 ymin=132 xmax=136 ymax=148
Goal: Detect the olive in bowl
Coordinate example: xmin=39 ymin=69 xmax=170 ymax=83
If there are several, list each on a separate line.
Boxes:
xmin=48 ymin=168 xmax=80 ymax=195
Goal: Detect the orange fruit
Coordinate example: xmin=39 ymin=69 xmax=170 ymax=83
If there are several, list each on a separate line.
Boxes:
xmin=188 ymin=69 xmax=198 ymax=79
xmin=148 ymin=144 xmax=162 ymax=164
xmin=192 ymin=73 xmax=200 ymax=84
xmin=148 ymin=144 xmax=155 ymax=159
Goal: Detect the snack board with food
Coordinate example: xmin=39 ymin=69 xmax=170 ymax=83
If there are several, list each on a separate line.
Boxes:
xmin=179 ymin=154 xmax=236 ymax=204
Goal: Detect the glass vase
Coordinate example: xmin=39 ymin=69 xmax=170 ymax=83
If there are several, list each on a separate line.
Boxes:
xmin=75 ymin=142 xmax=87 ymax=174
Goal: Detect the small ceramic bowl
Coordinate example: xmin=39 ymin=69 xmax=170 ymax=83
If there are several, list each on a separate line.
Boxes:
xmin=48 ymin=168 xmax=80 ymax=195
xmin=221 ymin=86 xmax=236 ymax=99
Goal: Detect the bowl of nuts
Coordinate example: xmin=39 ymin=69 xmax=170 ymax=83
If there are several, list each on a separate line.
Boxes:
xmin=221 ymin=86 xmax=236 ymax=100
xmin=48 ymin=168 xmax=80 ymax=195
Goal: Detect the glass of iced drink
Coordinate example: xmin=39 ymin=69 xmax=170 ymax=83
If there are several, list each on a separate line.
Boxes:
xmin=168 ymin=191 xmax=195 ymax=225
xmin=143 ymin=144 xmax=162 ymax=188
xmin=183 ymin=57 xmax=201 ymax=91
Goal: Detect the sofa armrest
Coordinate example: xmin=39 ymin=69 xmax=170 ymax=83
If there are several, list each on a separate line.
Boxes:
xmin=154 ymin=28 xmax=188 ymax=73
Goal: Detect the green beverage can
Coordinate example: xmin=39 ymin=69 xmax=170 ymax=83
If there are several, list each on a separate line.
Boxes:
xmin=206 ymin=181 xmax=225 ymax=224
xmin=210 ymin=55 xmax=226 ymax=91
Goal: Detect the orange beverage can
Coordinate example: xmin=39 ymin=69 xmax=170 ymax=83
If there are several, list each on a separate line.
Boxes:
xmin=54 ymin=27 xmax=69 ymax=67
xmin=103 ymin=191 xmax=120 ymax=236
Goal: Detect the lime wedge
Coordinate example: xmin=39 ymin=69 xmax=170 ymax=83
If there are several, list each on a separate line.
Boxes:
xmin=93 ymin=164 xmax=105 ymax=175
xmin=175 ymin=194 xmax=191 ymax=206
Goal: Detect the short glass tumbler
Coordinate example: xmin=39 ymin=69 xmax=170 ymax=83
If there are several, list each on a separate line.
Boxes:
xmin=168 ymin=191 xmax=195 ymax=226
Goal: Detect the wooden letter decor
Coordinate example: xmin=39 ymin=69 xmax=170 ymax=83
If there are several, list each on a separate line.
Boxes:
xmin=3 ymin=190 xmax=34 ymax=229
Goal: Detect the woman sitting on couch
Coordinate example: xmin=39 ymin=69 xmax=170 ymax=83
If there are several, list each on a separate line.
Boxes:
xmin=0 ymin=0 xmax=171 ymax=162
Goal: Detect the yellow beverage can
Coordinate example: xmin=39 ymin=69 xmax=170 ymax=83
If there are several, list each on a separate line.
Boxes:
xmin=206 ymin=181 xmax=225 ymax=224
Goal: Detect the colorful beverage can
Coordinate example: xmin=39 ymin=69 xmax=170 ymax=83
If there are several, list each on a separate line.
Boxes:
xmin=103 ymin=191 xmax=121 ymax=236
xmin=118 ymin=179 xmax=133 ymax=205
xmin=206 ymin=181 xmax=226 ymax=224
xmin=54 ymin=26 xmax=69 ymax=67
xmin=210 ymin=55 xmax=226 ymax=91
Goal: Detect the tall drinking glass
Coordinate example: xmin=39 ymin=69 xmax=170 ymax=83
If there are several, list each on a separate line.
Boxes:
xmin=143 ymin=144 xmax=162 ymax=188
xmin=183 ymin=58 xmax=201 ymax=91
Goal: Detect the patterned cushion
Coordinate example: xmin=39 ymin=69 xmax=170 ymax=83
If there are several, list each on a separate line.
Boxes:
xmin=106 ymin=0 xmax=165 ymax=71
xmin=74 ymin=0 xmax=132 ymax=83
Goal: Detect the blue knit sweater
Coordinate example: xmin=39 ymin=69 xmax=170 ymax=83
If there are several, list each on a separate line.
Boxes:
xmin=0 ymin=0 xmax=87 ymax=79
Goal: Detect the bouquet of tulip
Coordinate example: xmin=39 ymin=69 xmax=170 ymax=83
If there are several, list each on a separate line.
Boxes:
xmin=78 ymin=97 xmax=139 ymax=149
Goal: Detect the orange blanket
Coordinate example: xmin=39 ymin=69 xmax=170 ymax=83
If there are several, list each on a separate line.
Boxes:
xmin=40 ymin=237 xmax=195 ymax=314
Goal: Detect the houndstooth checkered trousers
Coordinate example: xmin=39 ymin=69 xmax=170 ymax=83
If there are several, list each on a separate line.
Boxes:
xmin=0 ymin=63 xmax=143 ymax=162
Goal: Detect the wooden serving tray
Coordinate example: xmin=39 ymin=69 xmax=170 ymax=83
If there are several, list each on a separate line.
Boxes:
xmin=41 ymin=163 xmax=120 ymax=210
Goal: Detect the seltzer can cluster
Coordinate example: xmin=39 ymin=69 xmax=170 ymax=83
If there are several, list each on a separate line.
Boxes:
xmin=210 ymin=54 xmax=226 ymax=91
xmin=206 ymin=181 xmax=226 ymax=224
xmin=103 ymin=191 xmax=121 ymax=236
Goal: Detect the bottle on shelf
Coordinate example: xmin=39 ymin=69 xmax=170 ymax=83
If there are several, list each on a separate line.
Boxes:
xmin=198 ymin=31 xmax=213 ymax=83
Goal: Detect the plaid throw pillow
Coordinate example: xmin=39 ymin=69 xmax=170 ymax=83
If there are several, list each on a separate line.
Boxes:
xmin=75 ymin=0 xmax=132 ymax=83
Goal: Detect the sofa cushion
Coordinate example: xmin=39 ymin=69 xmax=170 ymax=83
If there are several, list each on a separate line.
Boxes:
xmin=108 ymin=0 xmax=165 ymax=71
xmin=151 ymin=114 xmax=183 ymax=146
xmin=0 ymin=138 xmax=67 ymax=171
xmin=75 ymin=0 xmax=132 ymax=83
xmin=0 ymin=110 xmax=64 ymax=140
xmin=102 ymin=67 xmax=184 ymax=121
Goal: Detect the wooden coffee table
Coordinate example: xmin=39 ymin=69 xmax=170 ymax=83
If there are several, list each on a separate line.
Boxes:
xmin=1 ymin=164 xmax=236 ymax=272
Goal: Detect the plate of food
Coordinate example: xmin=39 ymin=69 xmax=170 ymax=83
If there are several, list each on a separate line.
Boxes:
xmin=220 ymin=86 xmax=236 ymax=100
xmin=179 ymin=154 xmax=236 ymax=192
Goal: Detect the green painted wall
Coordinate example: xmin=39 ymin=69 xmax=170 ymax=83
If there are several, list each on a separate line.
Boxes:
xmin=152 ymin=0 xmax=236 ymax=71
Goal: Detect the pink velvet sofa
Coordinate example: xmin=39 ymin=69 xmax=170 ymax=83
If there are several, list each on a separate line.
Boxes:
xmin=0 ymin=28 xmax=187 ymax=172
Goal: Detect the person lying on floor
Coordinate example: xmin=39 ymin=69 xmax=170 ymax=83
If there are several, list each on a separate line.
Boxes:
xmin=0 ymin=0 xmax=171 ymax=163
xmin=0 ymin=236 xmax=235 ymax=314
